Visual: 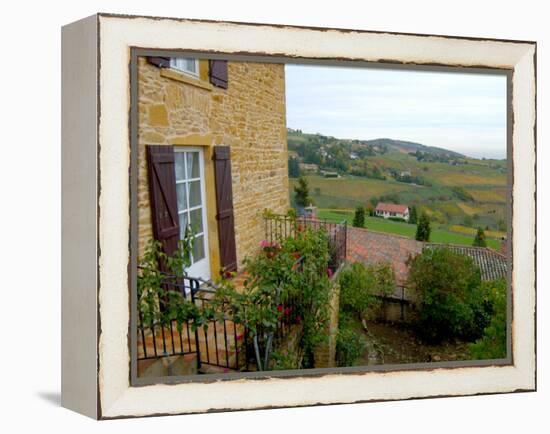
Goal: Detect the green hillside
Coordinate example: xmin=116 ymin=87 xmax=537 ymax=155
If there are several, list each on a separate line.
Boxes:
xmin=287 ymin=129 xmax=508 ymax=247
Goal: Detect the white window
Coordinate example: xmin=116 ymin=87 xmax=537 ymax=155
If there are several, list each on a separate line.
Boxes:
xmin=174 ymin=147 xmax=211 ymax=281
xmin=169 ymin=57 xmax=199 ymax=77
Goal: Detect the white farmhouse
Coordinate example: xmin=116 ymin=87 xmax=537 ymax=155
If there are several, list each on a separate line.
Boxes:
xmin=375 ymin=203 xmax=410 ymax=221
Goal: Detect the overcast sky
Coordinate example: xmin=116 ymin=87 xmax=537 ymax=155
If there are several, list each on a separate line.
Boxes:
xmin=285 ymin=64 xmax=507 ymax=159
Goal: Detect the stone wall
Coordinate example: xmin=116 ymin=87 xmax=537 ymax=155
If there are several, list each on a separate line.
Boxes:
xmin=137 ymin=57 xmax=289 ymax=275
xmin=314 ymin=274 xmax=341 ymax=368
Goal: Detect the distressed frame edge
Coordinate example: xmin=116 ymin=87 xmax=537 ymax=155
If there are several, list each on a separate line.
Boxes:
xmin=94 ymin=15 xmax=536 ymax=419
xmin=61 ymin=13 xmax=100 ymax=419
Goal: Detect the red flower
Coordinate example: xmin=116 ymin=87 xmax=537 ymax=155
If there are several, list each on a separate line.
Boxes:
xmin=326 ymin=268 xmax=334 ymax=278
xmin=277 ymin=304 xmax=283 ymax=313
xmin=297 ymin=224 xmax=303 ymax=232
xmin=236 ymin=334 xmax=244 ymax=341
xmin=224 ymin=271 xmax=233 ymax=279
xmin=295 ymin=315 xmax=302 ymax=324
xmin=284 ymin=307 xmax=292 ymax=316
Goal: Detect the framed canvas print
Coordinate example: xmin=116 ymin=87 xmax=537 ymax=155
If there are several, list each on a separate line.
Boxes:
xmin=61 ymin=13 xmax=536 ymax=419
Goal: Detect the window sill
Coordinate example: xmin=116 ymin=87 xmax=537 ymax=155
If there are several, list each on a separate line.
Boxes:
xmin=160 ymin=68 xmax=213 ymax=91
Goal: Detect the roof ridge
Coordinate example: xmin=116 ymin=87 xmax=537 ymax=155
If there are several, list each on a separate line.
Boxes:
xmin=426 ymin=242 xmax=507 ymax=259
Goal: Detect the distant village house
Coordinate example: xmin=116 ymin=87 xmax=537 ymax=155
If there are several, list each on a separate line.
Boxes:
xmin=375 ymin=202 xmax=410 ymax=221
xmin=299 ymin=162 xmax=319 ymax=172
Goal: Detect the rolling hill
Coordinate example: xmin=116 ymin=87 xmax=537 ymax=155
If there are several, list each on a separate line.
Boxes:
xmin=287 ymin=129 xmax=508 ymax=245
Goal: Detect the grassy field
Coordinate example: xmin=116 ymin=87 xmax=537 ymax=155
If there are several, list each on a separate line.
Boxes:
xmin=289 ymin=170 xmax=507 ymax=231
xmin=318 ymin=209 xmax=501 ymax=250
xmin=290 ymin=175 xmax=451 ymax=209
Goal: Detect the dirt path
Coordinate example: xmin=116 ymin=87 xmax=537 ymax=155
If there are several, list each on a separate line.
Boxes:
xmin=359 ymin=321 xmax=471 ymax=365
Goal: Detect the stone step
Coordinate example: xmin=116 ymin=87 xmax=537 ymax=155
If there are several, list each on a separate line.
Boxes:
xmin=137 ymin=353 xmax=198 ymax=378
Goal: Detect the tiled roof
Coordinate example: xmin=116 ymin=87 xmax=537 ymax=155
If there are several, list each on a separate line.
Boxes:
xmin=375 ymin=203 xmax=409 ymax=214
xmin=347 ymin=228 xmax=508 ymax=288
xmin=425 ymin=243 xmax=508 ymax=281
xmin=347 ymin=227 xmax=422 ymax=285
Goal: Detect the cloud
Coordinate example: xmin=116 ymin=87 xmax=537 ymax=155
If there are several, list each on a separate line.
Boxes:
xmin=285 ymin=64 xmax=507 ymax=159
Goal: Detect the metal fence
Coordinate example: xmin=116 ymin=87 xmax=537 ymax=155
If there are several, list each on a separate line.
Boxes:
xmin=137 ymin=265 xmax=304 ymax=373
xmin=137 ymin=275 xmax=243 ymax=372
xmin=264 ymin=214 xmax=347 ymax=270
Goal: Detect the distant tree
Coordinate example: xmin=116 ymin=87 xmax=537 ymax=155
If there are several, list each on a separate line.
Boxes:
xmin=497 ymin=219 xmax=506 ymax=232
xmin=366 ymin=204 xmax=375 ymax=217
xmin=353 ymin=206 xmax=366 ymax=228
xmin=409 ymin=205 xmax=418 ymax=225
xmin=473 ymin=227 xmax=487 ymax=247
xmin=369 ymin=196 xmax=379 ymax=207
xmin=415 ymin=212 xmax=431 ymax=242
xmin=294 ymin=176 xmax=311 ymax=207
xmin=288 ymin=157 xmax=301 ymax=178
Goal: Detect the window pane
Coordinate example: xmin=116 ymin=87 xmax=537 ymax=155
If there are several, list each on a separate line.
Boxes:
xmin=192 ymin=235 xmax=205 ymax=262
xmin=187 ymin=152 xmax=200 ymax=178
xmin=188 ymin=181 xmax=202 ymax=207
xmin=174 ymin=153 xmax=186 ymax=181
xmin=189 ymin=208 xmax=204 ymax=234
xmin=185 ymin=58 xmax=197 ymax=73
xmin=178 ymin=213 xmax=188 ymax=239
xmin=170 ymin=57 xmax=197 ymax=74
xmin=176 ymin=183 xmax=187 ymax=211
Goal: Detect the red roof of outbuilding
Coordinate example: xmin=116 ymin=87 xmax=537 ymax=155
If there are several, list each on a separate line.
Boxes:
xmin=375 ymin=203 xmax=409 ymax=214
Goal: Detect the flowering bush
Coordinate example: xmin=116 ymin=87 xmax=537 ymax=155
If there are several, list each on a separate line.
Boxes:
xmin=137 ymin=238 xmax=224 ymax=331
xmin=214 ymin=223 xmax=334 ymax=370
xmin=138 ymin=211 xmax=336 ymax=372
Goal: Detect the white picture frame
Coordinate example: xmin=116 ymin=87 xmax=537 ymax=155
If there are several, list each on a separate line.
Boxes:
xmin=61 ymin=13 xmax=536 ymax=419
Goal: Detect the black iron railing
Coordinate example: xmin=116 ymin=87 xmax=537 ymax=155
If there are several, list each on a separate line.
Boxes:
xmin=137 ymin=275 xmax=244 ymax=372
xmin=137 ymin=264 xmax=305 ymax=373
xmin=264 ymin=214 xmax=347 ymax=270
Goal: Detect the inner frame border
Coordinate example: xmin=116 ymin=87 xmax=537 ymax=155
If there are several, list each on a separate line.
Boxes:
xmin=128 ymin=48 xmax=515 ymax=388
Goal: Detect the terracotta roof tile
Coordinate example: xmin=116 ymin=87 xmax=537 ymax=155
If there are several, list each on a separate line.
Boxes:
xmin=375 ymin=203 xmax=409 ymax=214
xmin=346 ymin=227 xmax=422 ymax=285
xmin=347 ymin=228 xmax=508 ymax=287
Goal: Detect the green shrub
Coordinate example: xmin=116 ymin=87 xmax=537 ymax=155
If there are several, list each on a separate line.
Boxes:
xmin=407 ymin=247 xmax=491 ymax=343
xmin=339 ymin=262 xmax=395 ymax=318
xmin=415 ymin=212 xmax=431 ymax=241
xmin=271 ymin=349 xmax=303 ymax=370
xmin=294 ymin=176 xmax=311 ymax=207
xmin=473 ymin=227 xmax=488 ymax=247
xmin=469 ymin=279 xmax=507 ymax=359
xmin=335 ymin=315 xmax=366 ymax=367
xmin=353 ymin=206 xmax=366 ymax=228
xmin=409 ymin=205 xmax=418 ymax=224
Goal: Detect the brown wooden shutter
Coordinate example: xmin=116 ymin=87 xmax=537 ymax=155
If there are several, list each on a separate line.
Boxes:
xmin=209 ymin=60 xmax=228 ymax=89
xmin=213 ymin=146 xmax=237 ymax=272
xmin=146 ymin=145 xmax=180 ymax=258
xmin=147 ymin=56 xmax=171 ymax=68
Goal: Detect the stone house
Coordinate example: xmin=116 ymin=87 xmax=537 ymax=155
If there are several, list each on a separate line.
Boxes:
xmin=138 ymin=56 xmax=288 ymax=281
